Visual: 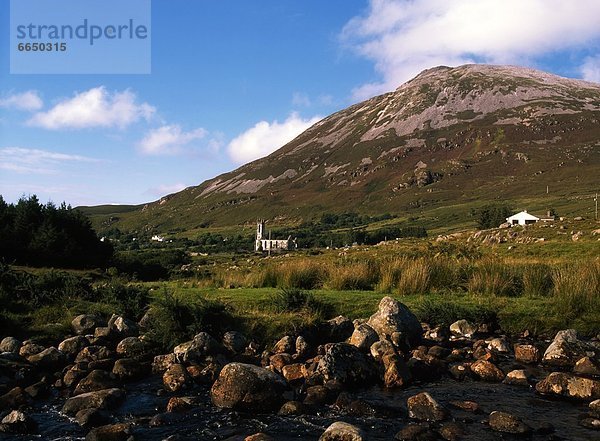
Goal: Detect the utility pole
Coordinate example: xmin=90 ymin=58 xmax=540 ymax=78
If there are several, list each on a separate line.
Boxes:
xmin=595 ymin=193 xmax=598 ymax=221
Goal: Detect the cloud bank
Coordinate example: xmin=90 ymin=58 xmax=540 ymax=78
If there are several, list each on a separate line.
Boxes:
xmin=28 ymin=87 xmax=155 ymax=130
xmin=342 ymin=0 xmax=600 ymax=99
xmin=228 ymin=113 xmax=321 ymax=164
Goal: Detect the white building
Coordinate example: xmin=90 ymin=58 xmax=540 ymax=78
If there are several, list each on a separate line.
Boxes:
xmin=506 ymin=210 xmax=540 ymax=226
xmin=151 ymin=235 xmax=165 ymax=242
xmin=255 ymin=220 xmax=296 ymax=252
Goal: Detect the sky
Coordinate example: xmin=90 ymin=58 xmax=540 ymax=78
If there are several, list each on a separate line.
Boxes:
xmin=1 ymin=0 xmax=599 ymax=206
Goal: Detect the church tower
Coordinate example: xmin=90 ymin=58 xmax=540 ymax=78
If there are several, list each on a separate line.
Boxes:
xmin=255 ymin=220 xmax=265 ymax=251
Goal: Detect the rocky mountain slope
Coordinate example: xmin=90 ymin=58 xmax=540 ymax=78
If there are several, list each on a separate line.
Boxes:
xmin=88 ymin=64 xmax=600 ymax=234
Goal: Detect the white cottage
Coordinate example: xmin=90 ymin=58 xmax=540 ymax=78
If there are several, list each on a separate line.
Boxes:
xmin=506 ymin=210 xmax=540 ymax=226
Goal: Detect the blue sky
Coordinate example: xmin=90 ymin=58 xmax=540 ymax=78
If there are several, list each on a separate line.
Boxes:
xmin=1 ymin=0 xmax=599 ymax=206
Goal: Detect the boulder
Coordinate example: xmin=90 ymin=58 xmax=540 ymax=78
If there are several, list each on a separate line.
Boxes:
xmin=74 ymin=370 xmax=118 ymax=395
xmin=536 ymin=372 xmax=600 ymax=400
xmin=166 ymin=396 xmax=199 ymax=413
xmin=75 ymin=408 xmax=112 ymax=428
xmin=324 ymin=316 xmax=354 ymax=343
xmin=278 ymin=400 xmax=306 ymax=416
xmin=112 ymin=358 xmax=148 ymax=380
xmin=152 ymin=353 xmax=176 ymax=373
xmin=245 ymin=433 xmax=275 ymax=441
xmin=163 ymin=364 xmax=192 ymax=392
xmin=514 ymin=344 xmax=541 ymax=364
xmin=488 ymin=411 xmax=530 ymax=434
xmin=27 ymin=347 xmax=66 ymax=370
xmin=438 ymin=422 xmax=465 ymax=441
xmin=383 ymin=354 xmax=412 ymax=388
xmin=210 ymin=362 xmax=287 ymax=412
xmin=0 ymin=387 xmax=29 ymax=411
xmin=316 ymin=343 xmax=378 ymax=387
xmin=269 ymin=353 xmax=292 ymax=372
xmin=115 ymin=337 xmax=146 ymax=358
xmin=75 ymin=346 xmax=114 ymax=364
xmin=487 ymin=337 xmax=510 ymax=353
xmin=407 ymin=392 xmax=449 ymax=421
xmin=319 ymin=422 xmax=366 ymax=441
xmin=574 ymin=356 xmax=600 ymax=376
xmin=58 ymin=336 xmax=89 ymax=357
xmin=295 ymin=336 xmax=310 ymax=359
xmin=367 ymin=297 xmax=422 ymax=348
xmin=62 ymin=388 xmax=125 ymax=416
xmin=470 ymin=360 xmax=504 ymax=382
xmin=281 ymin=363 xmax=305 ymax=382
xmin=542 ymin=329 xmax=596 ymax=368
xmin=19 ymin=342 xmax=45 ymax=358
xmin=370 ymin=340 xmax=397 ymax=363
xmin=85 ymin=423 xmax=132 ymax=441
xmin=273 ymin=336 xmax=294 ymax=354
xmin=395 ymin=423 xmax=438 ymax=441
xmin=0 ymin=410 xmax=37 ymax=434
xmin=503 ymin=369 xmax=530 ymax=386
xmin=449 ymin=319 xmax=476 ymax=338
xmin=349 ymin=324 xmax=379 ymax=351
xmin=174 ymin=332 xmax=221 ymax=363
xmin=0 ymin=337 xmax=22 ymax=354
xmin=108 ymin=315 xmax=138 ymax=337
xmin=222 ymin=331 xmax=247 ymax=354
xmin=72 ymin=314 xmax=102 ymax=335
xmin=590 ymin=399 xmax=600 ymax=417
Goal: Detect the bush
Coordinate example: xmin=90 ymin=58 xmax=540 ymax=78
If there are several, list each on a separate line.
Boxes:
xmin=476 ymin=204 xmax=512 ymax=229
xmin=92 ymin=282 xmax=150 ymax=320
xmin=270 ymin=288 xmax=330 ymax=317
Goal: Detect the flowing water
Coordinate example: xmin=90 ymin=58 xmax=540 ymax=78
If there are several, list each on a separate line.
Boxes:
xmin=1 ymin=374 xmax=597 ymax=441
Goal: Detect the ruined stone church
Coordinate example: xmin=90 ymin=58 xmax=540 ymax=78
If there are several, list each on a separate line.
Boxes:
xmin=255 ymin=220 xmax=296 ymax=252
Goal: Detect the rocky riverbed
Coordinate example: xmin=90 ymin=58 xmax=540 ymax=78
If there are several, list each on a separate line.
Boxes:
xmin=0 ymin=296 xmax=599 ymax=440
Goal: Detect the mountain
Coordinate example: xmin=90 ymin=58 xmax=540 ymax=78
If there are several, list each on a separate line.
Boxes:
xmin=88 ymin=64 xmax=600 ymax=235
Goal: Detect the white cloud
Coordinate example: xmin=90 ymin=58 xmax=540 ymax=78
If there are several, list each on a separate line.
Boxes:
xmin=28 ymin=87 xmax=155 ymax=130
xmin=228 ymin=113 xmax=321 ymax=164
xmin=342 ymin=0 xmax=600 ymax=99
xmin=144 ymin=182 xmax=188 ymax=196
xmin=0 ymin=147 xmax=99 ymax=174
xmin=0 ymin=91 xmax=43 ymax=111
xmin=581 ymin=56 xmax=600 ymax=83
xmin=137 ymin=124 xmax=208 ymax=155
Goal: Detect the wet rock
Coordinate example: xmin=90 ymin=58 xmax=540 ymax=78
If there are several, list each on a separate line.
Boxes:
xmin=427 ymin=345 xmax=449 ymax=359
xmin=273 ymin=335 xmax=295 ymax=354
xmin=395 ymin=423 xmax=439 ymax=440
xmin=470 ymin=360 xmax=504 ymax=382
xmin=536 ymin=372 xmax=600 ymax=400
xmin=574 ymin=356 xmax=600 ymax=376
xmin=74 ymin=370 xmax=118 ymax=395
xmin=281 ymin=363 xmax=305 ymax=382
xmin=367 ymin=297 xmax=422 ymax=348
xmin=408 ymin=392 xmax=449 ymax=421
xmin=24 ymin=380 xmax=49 ymax=399
xmin=319 ymin=421 xmax=365 ymax=441
xmin=487 ymin=337 xmax=510 ymax=353
xmin=278 ymin=400 xmax=306 ymax=415
xmin=449 ymin=320 xmax=476 ymax=338
xmin=591 ymin=399 xmax=600 ymax=417
xmin=166 ymin=396 xmax=199 ymax=412
xmin=152 ymin=353 xmax=176 ymax=373
xmin=85 ymin=422 xmax=132 ymax=441
xmin=163 ymin=364 xmax=192 ymax=392
xmin=112 ymin=358 xmax=148 ymax=380
xmin=62 ymin=388 xmax=125 ymax=415
xmin=245 ymin=433 xmax=275 ymax=441
xmin=542 ymin=329 xmax=596 ymax=368
xmin=438 ymin=422 xmax=465 ymax=441
xmin=324 ymin=316 xmax=354 ymax=343
xmin=27 ymin=346 xmax=66 ymax=370
xmin=0 ymin=337 xmax=22 ymax=354
xmin=503 ymin=369 xmax=530 ymax=386
xmin=75 ymin=408 xmax=112 ymax=428
xmin=76 ymin=346 xmax=114 ymax=364
xmin=19 ymin=342 xmax=45 ymax=358
xmin=383 ymin=354 xmax=412 ymax=388
xmin=316 ymin=343 xmax=378 ymax=387
xmin=580 ymin=417 xmax=600 ymax=430
xmin=108 ymin=315 xmax=138 ymax=338
xmin=58 ymin=336 xmax=89 ymax=357
xmin=514 ymin=344 xmax=541 ymax=364
xmin=0 ymin=387 xmax=29 ymax=411
xmin=349 ymin=323 xmax=379 ymax=351
xmin=222 ymin=331 xmax=247 ymax=354
xmin=295 ymin=336 xmax=310 ymax=359
xmin=0 ymin=410 xmax=37 ymax=434
xmin=174 ymin=332 xmax=222 ymax=363
xmin=370 ymin=340 xmax=397 ymax=363
xmin=115 ymin=337 xmax=146 ymax=358
xmin=148 ymin=412 xmax=183 ymax=427
xmin=449 ymin=400 xmax=479 ymax=412
xmin=448 ymin=364 xmax=469 ymax=381
xmin=303 ymin=385 xmax=334 ymax=405
xmin=64 ymin=365 xmax=88 ymax=388
xmin=72 ymin=314 xmax=102 ymax=335
xmin=210 ymin=362 xmax=287 ymax=412
xmin=94 ymin=327 xmax=112 ymax=339
xmin=269 ymin=353 xmax=292 ymax=372
xmin=488 ymin=411 xmax=530 ymax=434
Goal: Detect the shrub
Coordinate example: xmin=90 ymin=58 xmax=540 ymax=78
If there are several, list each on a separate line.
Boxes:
xmin=270 ymin=288 xmax=330 ymax=317
xmin=476 ymin=204 xmax=512 ymax=229
xmin=92 ymin=282 xmax=150 ymax=320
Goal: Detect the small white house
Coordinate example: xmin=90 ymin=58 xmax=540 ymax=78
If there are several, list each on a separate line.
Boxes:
xmin=506 ymin=210 xmax=540 ymax=226
xmin=151 ymin=235 xmax=165 ymax=242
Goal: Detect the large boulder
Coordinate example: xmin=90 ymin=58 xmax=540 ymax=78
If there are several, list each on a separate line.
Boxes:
xmin=112 ymin=358 xmax=148 ymax=380
xmin=316 ymin=343 xmax=378 ymax=387
xmin=536 ymin=372 xmax=600 ymax=400
xmin=72 ymin=315 xmax=102 ymax=335
xmin=449 ymin=319 xmax=476 ymax=338
xmin=319 ymin=422 xmax=366 ymax=441
xmin=366 ymin=297 xmax=422 ymax=348
xmin=62 ymin=388 xmax=125 ymax=416
xmin=222 ymin=331 xmax=247 ymax=354
xmin=542 ymin=330 xmax=597 ymax=368
xmin=174 ymin=332 xmax=222 ymax=363
xmin=514 ymin=344 xmax=541 ymax=364
xmin=108 ymin=315 xmax=138 ymax=338
xmin=115 ymin=337 xmax=146 ymax=358
xmin=210 ymin=362 xmax=287 ymax=412
xmin=163 ymin=364 xmax=192 ymax=392
xmin=27 ymin=347 xmax=66 ymax=371
xmin=58 ymin=336 xmax=89 ymax=357
xmin=0 ymin=337 xmax=22 ymax=354
xmin=349 ymin=324 xmax=379 ymax=352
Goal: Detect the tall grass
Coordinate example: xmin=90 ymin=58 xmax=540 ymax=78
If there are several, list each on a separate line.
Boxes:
xmin=468 ymin=259 xmax=522 ymax=297
xmin=522 ymin=263 xmax=553 ymax=297
xmin=397 ymin=258 xmax=431 ymax=296
xmin=327 ymin=261 xmax=377 ymax=291
xmin=552 ymin=260 xmax=600 ymax=319
xmin=377 ymin=258 xmax=405 ymax=293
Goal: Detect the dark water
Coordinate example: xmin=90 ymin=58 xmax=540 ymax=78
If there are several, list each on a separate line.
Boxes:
xmin=2 ymin=374 xmax=598 ymax=441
